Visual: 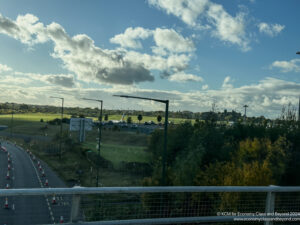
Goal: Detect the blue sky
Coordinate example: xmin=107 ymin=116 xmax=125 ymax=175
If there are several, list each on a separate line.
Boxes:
xmin=0 ymin=0 xmax=299 ymax=118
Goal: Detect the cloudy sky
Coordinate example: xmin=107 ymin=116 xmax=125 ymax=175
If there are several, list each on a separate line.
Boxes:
xmin=0 ymin=0 xmax=299 ymax=118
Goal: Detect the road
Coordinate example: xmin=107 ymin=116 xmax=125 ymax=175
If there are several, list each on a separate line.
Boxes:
xmin=0 ymin=141 xmax=71 ymax=225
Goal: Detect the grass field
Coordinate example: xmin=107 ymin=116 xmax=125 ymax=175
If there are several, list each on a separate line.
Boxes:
xmin=0 ymin=113 xmax=71 ymax=136
xmin=83 ymin=142 xmax=150 ymax=169
xmin=0 ymin=113 xmax=69 ymax=123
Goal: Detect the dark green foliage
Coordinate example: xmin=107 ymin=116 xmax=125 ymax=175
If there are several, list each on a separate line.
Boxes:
xmin=145 ymin=116 xmax=300 ymax=186
xmin=104 ymin=114 xmax=108 ymax=121
xmin=157 ymin=115 xmax=162 ymax=123
xmin=137 ymin=114 xmax=143 ymax=123
xmin=47 ymin=117 xmax=70 ymax=125
xmin=127 ymin=116 xmax=132 ymax=124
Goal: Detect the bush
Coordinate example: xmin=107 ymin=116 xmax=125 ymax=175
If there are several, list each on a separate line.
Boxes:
xmin=120 ymin=161 xmax=152 ymax=176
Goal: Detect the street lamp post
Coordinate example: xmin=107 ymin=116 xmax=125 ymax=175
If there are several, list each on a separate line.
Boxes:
xmin=50 ymin=96 xmax=64 ymax=159
xmin=10 ymin=103 xmax=14 ymax=138
xmin=113 ymin=95 xmax=169 ymax=186
xmin=82 ymin=98 xmax=103 ymax=187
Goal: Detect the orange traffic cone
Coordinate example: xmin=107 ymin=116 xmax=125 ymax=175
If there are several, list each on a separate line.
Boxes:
xmin=6 ymin=171 xmax=10 ymax=180
xmin=52 ymin=195 xmax=56 ymax=204
xmin=4 ymin=198 xmax=9 ymax=209
xmin=59 ymin=216 xmax=64 ymax=223
xmin=45 ymin=179 xmax=49 ymax=187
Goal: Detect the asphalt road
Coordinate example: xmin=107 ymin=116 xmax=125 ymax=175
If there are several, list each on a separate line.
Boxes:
xmin=0 ymin=141 xmax=71 ymax=225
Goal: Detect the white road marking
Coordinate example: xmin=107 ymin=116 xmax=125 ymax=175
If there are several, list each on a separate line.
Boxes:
xmin=26 ymin=147 xmax=56 ymax=224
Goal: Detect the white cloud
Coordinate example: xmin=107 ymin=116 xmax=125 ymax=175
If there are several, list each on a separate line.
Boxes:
xmin=124 ymin=50 xmax=190 ymax=73
xmin=110 ymin=27 xmax=152 ymax=49
xmin=202 ymin=84 xmax=209 ymax=90
xmin=168 ymin=72 xmax=203 ymax=82
xmin=148 ymin=0 xmax=250 ymax=51
xmin=207 ymin=3 xmax=250 ymax=51
xmin=258 ymin=22 xmax=285 ymax=37
xmin=222 ymin=76 xmax=233 ymax=89
xmin=0 ymin=13 xmax=47 ymax=45
xmin=148 ymin=0 xmax=209 ymax=27
xmin=0 ymin=76 xmax=298 ymax=118
xmin=0 ymin=14 xmax=155 ymax=85
xmin=12 ymin=71 xmax=77 ymax=88
xmin=111 ymin=27 xmax=195 ymax=53
xmin=0 ymin=64 xmax=12 ymax=73
xmin=0 ymin=13 xmax=198 ymax=86
xmin=270 ymin=59 xmax=300 ymax=73
xmin=153 ymin=28 xmax=195 ymax=52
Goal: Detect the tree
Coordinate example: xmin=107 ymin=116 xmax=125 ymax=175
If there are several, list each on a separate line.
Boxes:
xmin=137 ymin=114 xmax=143 ymax=124
xmin=127 ymin=116 xmax=132 ymax=124
xmin=157 ymin=115 xmax=162 ymax=123
xmin=104 ymin=114 xmax=108 ymax=121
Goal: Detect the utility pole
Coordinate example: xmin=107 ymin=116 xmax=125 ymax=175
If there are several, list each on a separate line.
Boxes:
xmin=10 ymin=103 xmax=14 ymax=138
xmin=298 ymin=96 xmax=300 ymax=122
xmin=82 ymin=98 xmax=103 ymax=187
xmin=50 ymin=96 xmax=64 ymax=159
xmin=297 ymin=52 xmax=300 ymax=120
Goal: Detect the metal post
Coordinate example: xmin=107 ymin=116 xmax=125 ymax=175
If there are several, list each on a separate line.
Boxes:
xmin=59 ymin=98 xmax=64 ymax=159
xmin=10 ymin=103 xmax=14 ymax=138
xmin=81 ymin=98 xmax=103 ymax=187
xmin=162 ymin=100 xmax=169 ymax=186
xmin=113 ymin=95 xmax=170 ymax=186
xmin=70 ymin=194 xmax=81 ymax=222
xmin=243 ymin=105 xmax=248 ymax=122
xmin=96 ymin=101 xmax=103 ymax=187
xmin=50 ymin=96 xmax=64 ymax=159
xmin=265 ymin=185 xmax=276 ymax=225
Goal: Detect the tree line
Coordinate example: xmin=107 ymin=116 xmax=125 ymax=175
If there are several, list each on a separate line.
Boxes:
xmin=144 ymin=114 xmax=300 ymax=187
xmin=0 ymin=102 xmax=249 ymax=121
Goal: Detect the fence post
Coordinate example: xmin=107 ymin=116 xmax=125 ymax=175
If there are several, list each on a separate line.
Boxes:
xmin=265 ymin=185 xmax=276 ymax=225
xmin=70 ymin=194 xmax=81 ymax=222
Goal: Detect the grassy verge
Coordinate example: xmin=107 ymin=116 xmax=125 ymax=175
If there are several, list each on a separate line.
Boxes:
xmin=83 ymin=142 xmax=150 ymax=169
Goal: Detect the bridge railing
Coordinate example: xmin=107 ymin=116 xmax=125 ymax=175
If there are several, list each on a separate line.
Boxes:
xmin=1 ymin=186 xmax=300 ymax=224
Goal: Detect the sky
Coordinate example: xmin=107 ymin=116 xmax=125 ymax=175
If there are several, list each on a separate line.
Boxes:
xmin=0 ymin=0 xmax=300 ymax=118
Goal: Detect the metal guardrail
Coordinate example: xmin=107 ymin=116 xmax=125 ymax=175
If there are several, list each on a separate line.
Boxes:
xmin=2 ymin=186 xmax=300 ymax=196
xmin=1 ymin=186 xmax=300 ymax=224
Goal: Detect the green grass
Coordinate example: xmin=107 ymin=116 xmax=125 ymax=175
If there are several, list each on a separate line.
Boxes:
xmin=106 ymin=114 xmax=194 ymax=124
xmin=0 ymin=113 xmax=69 ymax=123
xmin=83 ymin=142 xmax=150 ymax=169
xmin=0 ymin=113 xmax=71 ymax=136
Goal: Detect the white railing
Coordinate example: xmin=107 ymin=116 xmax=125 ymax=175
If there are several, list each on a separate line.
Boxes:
xmin=1 ymin=186 xmax=300 ymax=224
